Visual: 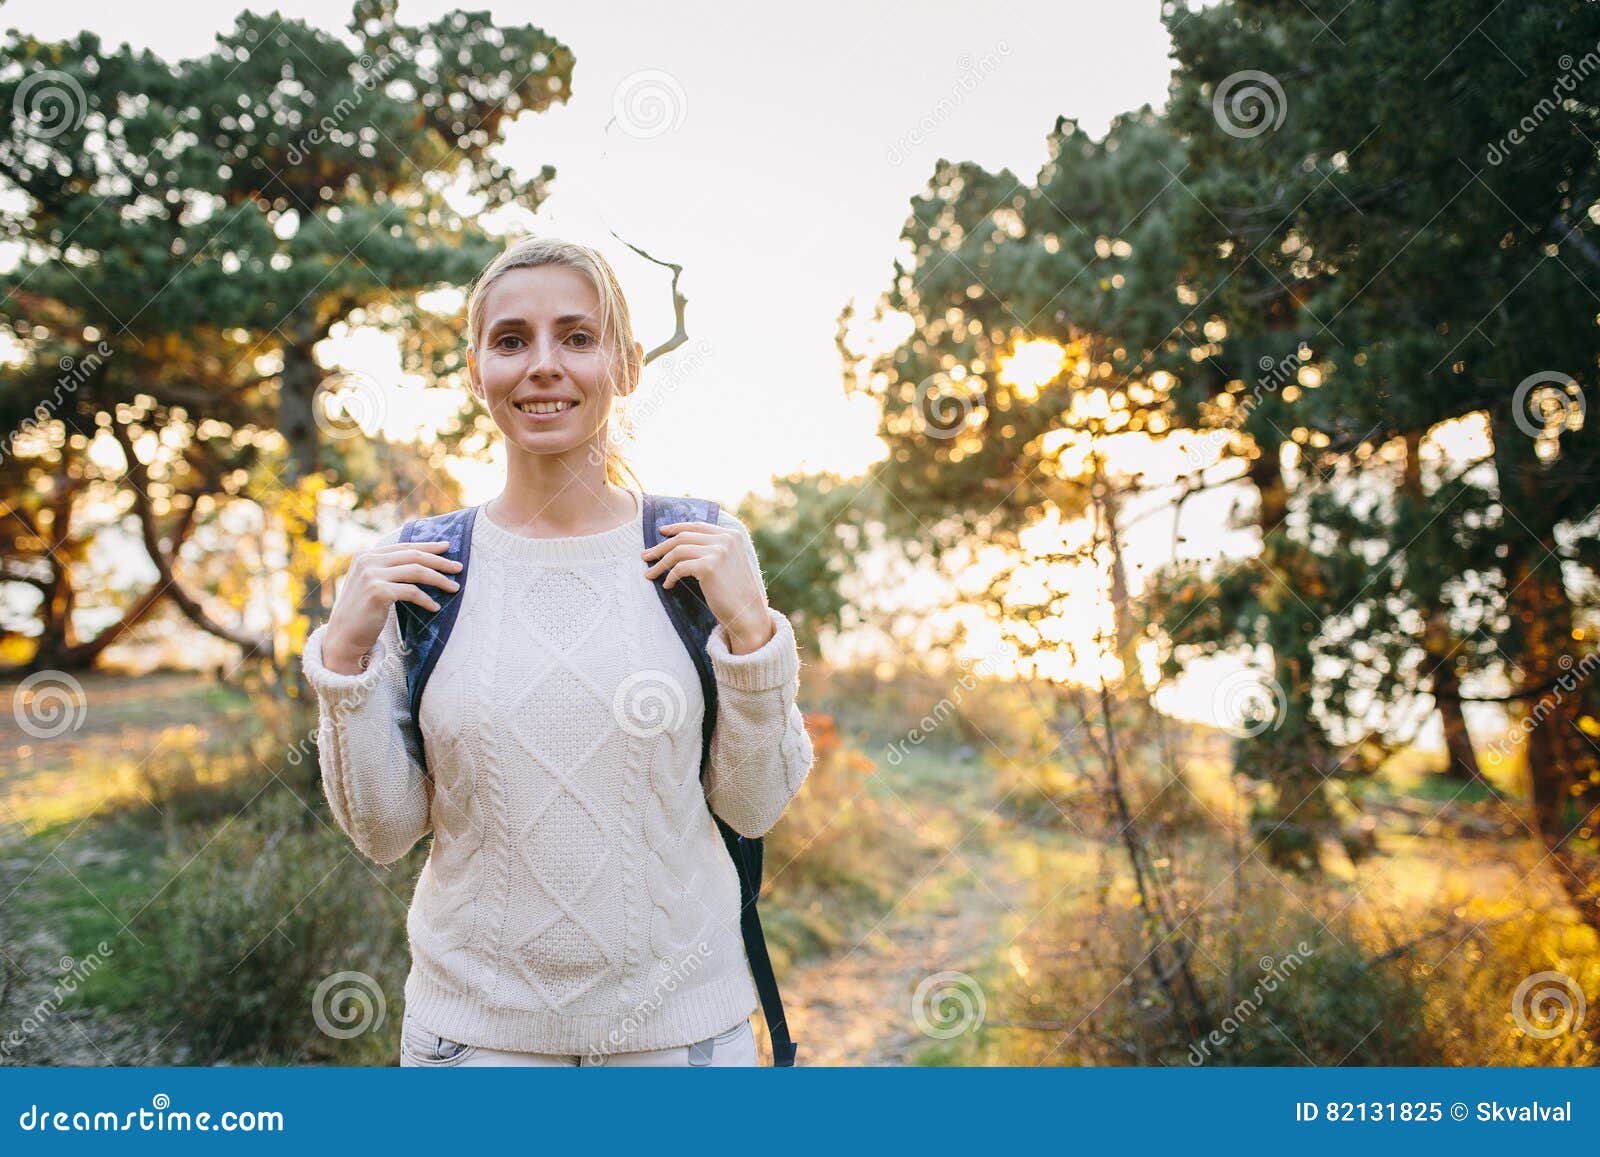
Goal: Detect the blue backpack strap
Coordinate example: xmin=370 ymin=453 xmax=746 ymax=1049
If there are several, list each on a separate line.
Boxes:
xmin=394 ymin=504 xmax=481 ymax=780
xmin=643 ymin=492 xmax=799 ymax=1068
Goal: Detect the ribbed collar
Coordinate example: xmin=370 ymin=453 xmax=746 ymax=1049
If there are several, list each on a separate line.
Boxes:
xmin=471 ymin=486 xmax=645 ymax=563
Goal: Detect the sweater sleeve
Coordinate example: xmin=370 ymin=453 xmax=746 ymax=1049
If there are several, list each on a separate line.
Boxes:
xmin=701 ymin=509 xmax=815 ymax=839
xmin=300 ymin=527 xmax=433 ymax=866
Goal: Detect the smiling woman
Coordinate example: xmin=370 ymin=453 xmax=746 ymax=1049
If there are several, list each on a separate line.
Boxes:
xmin=462 ymin=242 xmax=647 ymax=535
xmin=298 ymin=237 xmax=815 ymax=1068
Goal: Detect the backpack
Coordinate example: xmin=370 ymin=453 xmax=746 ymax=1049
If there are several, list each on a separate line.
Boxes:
xmin=392 ymin=494 xmax=799 ymax=1067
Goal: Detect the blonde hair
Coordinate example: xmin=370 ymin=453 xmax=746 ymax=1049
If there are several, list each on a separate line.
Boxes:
xmin=465 ymin=236 xmax=643 ymax=491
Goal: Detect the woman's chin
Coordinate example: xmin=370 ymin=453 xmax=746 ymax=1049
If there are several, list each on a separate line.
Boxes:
xmin=502 ymin=428 xmax=599 ymax=459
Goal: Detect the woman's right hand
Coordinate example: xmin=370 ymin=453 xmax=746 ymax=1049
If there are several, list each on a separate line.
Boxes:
xmin=321 ymin=540 xmax=465 ymax=675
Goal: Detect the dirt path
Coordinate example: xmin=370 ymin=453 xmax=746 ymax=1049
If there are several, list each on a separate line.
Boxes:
xmin=780 ymin=791 xmax=1057 ymax=1066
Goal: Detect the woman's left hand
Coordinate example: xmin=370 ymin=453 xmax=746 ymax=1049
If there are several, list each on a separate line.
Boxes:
xmin=641 ymin=521 xmax=775 ymax=654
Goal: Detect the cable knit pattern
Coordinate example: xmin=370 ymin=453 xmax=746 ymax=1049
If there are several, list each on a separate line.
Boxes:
xmin=300 ymin=488 xmax=814 ymax=1055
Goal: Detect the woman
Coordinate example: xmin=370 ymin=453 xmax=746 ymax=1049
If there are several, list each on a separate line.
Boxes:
xmin=300 ymin=237 xmax=814 ymax=1067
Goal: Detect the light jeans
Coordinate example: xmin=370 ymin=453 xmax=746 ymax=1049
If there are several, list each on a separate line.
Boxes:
xmin=399 ymin=1010 xmax=761 ymax=1068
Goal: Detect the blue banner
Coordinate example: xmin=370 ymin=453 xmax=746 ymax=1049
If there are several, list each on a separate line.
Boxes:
xmin=3 ymin=1067 xmax=1595 ymax=1152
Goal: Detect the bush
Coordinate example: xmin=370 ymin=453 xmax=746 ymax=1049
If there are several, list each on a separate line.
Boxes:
xmin=942 ymin=852 xmax=1446 ymax=1067
xmin=763 ymin=712 xmax=925 ymax=964
xmin=141 ymin=788 xmax=416 ymax=1064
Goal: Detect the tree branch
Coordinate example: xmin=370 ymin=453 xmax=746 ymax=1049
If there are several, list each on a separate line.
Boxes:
xmin=109 ymin=419 xmax=271 ymax=655
xmin=609 ymin=232 xmax=689 ymax=364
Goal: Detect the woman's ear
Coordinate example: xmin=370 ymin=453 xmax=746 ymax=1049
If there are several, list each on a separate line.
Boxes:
xmin=466 ymin=347 xmax=483 ymax=402
xmin=612 ymin=341 xmax=644 ymax=400
xmin=619 ymin=340 xmax=644 ymax=399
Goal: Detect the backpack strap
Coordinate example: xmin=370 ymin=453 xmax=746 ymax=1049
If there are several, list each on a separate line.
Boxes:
xmin=643 ymin=492 xmax=800 ymax=1068
xmin=395 ymin=504 xmax=481 ymax=779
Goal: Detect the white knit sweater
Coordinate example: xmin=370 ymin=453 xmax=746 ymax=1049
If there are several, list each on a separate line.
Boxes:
xmin=300 ymin=488 xmax=814 ymax=1055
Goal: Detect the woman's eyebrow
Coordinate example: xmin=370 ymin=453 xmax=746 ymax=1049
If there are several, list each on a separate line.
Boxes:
xmin=486 ymin=313 xmax=596 ymax=331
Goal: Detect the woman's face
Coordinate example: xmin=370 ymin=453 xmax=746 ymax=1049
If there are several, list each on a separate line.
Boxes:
xmin=467 ymin=263 xmax=633 ymax=460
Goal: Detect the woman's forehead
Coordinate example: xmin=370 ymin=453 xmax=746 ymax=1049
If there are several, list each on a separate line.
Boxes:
xmin=481 ymin=264 xmax=601 ymax=322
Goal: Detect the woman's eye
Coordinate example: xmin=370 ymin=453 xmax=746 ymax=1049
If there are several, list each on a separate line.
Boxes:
xmin=568 ymin=331 xmax=595 ymax=348
xmin=496 ymin=334 xmax=525 ymax=350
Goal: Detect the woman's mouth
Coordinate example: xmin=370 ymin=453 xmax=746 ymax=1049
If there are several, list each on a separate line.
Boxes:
xmin=512 ymin=399 xmax=578 ymax=420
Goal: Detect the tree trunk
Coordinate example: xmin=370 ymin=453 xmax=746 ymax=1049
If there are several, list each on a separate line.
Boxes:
xmin=27 ymin=478 xmax=86 ymax=671
xmin=279 ymin=325 xmax=329 ymax=802
xmin=1400 ymin=430 xmax=1484 ymax=783
xmin=1427 ymin=629 xmax=1484 ymax=783
xmin=1100 ymin=477 xmax=1137 ymax=659
xmin=1243 ymin=443 xmax=1332 ymax=871
xmin=1492 ymin=414 xmax=1600 ymax=943
xmin=279 ymin=330 xmax=326 ymax=622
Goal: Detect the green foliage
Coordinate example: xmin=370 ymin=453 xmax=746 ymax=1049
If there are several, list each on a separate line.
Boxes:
xmin=141 ymin=787 xmax=416 ymax=1064
xmin=856 ymin=0 xmax=1600 ymax=874
xmin=852 ymin=109 xmax=1191 ymax=548
xmin=736 ymin=472 xmax=861 ymax=657
xmin=0 ymin=1 xmax=576 ymax=671
xmin=1161 ymin=0 xmax=1600 ymax=845
xmin=1192 ymin=936 xmax=1444 ymax=1066
xmin=1 ymin=1 xmax=570 ymax=342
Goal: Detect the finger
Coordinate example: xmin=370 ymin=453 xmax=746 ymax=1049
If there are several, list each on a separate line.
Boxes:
xmin=379 ymin=539 xmax=451 ymax=552
xmin=661 ymin=557 xmax=708 ymax=589
xmin=642 ymin=531 xmax=719 ymax=558
xmin=658 ymin=521 xmax=721 ymax=534
xmin=384 ymin=547 xmax=464 ymax=572
xmin=388 ymin=582 xmax=442 ymax=613
xmin=382 ymin=563 xmax=462 ymax=590
xmin=642 ymin=543 xmax=706 ymax=576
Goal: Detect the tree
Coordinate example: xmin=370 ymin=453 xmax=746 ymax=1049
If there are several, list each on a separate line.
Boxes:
xmin=1164 ymin=0 xmax=1600 ymax=913
xmin=1 ymin=0 xmax=576 ymax=673
xmin=734 ymin=471 xmax=859 ymax=660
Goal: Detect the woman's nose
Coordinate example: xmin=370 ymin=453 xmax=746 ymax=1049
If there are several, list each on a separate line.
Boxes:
xmin=527 ymin=338 xmax=563 ymax=374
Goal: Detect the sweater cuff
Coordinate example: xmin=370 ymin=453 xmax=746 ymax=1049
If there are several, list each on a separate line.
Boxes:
xmin=302 ymin=623 xmax=392 ymax=708
xmin=707 ymin=606 xmax=799 ymax=693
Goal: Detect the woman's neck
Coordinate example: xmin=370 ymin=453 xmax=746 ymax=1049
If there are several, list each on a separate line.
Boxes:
xmin=487 ymin=466 xmax=636 ymax=538
xmin=487 ymin=487 xmax=636 ymax=539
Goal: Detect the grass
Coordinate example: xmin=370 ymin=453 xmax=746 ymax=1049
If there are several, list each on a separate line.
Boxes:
xmin=4 ymin=665 xmax=1596 ymax=1067
xmin=5 ymin=817 xmax=165 ymax=1015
